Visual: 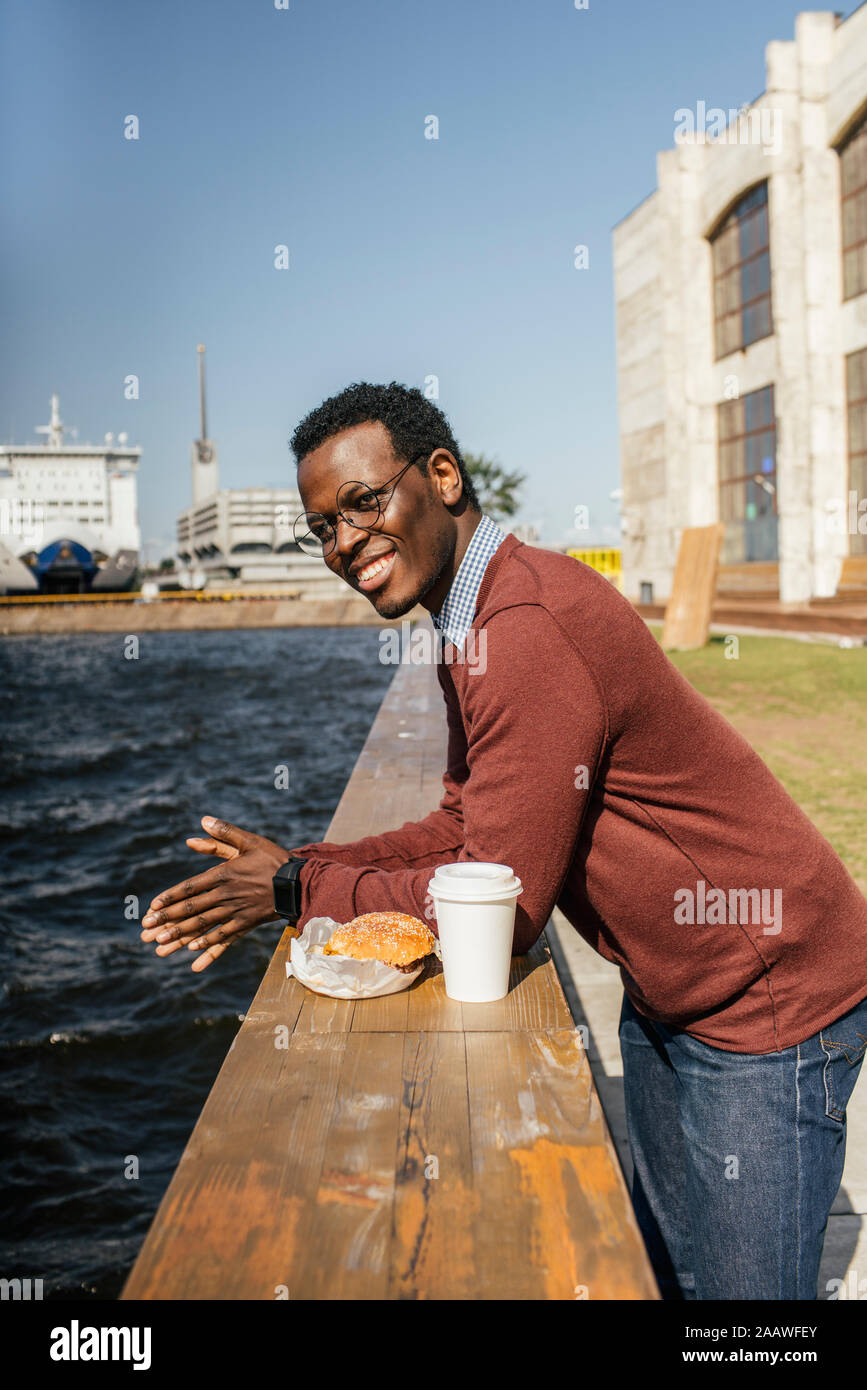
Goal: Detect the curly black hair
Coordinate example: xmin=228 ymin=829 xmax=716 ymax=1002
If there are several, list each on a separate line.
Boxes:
xmin=289 ymin=381 xmax=480 ymax=511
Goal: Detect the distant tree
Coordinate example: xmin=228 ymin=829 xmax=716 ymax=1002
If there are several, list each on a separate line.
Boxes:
xmin=159 ymin=557 xmax=176 ymax=571
xmin=462 ymin=452 xmax=526 ymax=520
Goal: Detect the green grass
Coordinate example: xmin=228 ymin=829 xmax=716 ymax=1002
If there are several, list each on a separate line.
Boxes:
xmin=649 ymin=628 xmax=867 ymax=890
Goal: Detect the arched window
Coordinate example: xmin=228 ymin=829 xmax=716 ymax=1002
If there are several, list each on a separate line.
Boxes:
xmin=710 ymin=183 xmax=773 ymax=359
xmin=841 ymin=113 xmax=867 ymax=301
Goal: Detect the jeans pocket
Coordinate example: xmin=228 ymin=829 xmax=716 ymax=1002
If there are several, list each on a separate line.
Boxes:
xmin=819 ymin=995 xmax=867 ymax=1123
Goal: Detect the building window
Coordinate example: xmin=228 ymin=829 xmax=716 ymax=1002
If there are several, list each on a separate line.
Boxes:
xmin=711 ymin=183 xmax=773 ymax=359
xmin=718 ymin=385 xmax=778 ymax=563
xmin=841 ymin=114 xmax=867 ymax=301
xmin=846 ymin=347 xmax=867 ymax=555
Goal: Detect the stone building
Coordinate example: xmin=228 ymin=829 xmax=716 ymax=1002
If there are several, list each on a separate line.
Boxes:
xmin=176 ymin=485 xmax=345 ymax=595
xmin=613 ymin=7 xmax=867 ymax=604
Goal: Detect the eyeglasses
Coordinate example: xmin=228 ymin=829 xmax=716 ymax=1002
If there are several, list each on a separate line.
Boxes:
xmin=293 ymin=451 xmax=430 ymax=558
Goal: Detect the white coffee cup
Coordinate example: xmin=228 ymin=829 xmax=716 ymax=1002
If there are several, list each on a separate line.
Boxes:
xmin=427 ymin=862 xmax=523 ymax=1002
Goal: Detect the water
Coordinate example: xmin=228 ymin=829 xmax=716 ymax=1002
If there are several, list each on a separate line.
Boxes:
xmin=0 ymin=626 xmax=394 ymax=1299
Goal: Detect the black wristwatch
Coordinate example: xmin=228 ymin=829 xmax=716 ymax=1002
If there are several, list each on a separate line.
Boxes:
xmin=272 ymin=857 xmax=309 ymax=924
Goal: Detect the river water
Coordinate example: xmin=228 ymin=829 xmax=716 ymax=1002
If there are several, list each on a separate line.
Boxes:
xmin=0 ymin=626 xmax=395 ymax=1298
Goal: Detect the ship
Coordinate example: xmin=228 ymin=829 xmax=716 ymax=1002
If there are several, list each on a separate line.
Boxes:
xmin=0 ymin=395 xmax=141 ymax=594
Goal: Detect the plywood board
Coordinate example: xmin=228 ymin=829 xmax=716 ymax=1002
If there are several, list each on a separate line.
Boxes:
xmin=661 ymin=522 xmax=724 ymax=651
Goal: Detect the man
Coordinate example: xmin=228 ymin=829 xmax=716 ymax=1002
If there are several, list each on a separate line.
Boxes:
xmin=142 ymin=381 xmax=867 ymax=1301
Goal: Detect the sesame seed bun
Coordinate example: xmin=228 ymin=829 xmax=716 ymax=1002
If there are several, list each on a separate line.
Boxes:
xmin=324 ymin=911 xmax=436 ymax=972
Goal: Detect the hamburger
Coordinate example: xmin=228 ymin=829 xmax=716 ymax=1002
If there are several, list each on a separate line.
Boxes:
xmin=323 ymin=911 xmax=436 ymax=973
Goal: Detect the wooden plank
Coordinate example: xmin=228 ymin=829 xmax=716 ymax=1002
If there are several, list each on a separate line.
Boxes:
xmin=295 ymin=991 xmax=356 ymax=1034
xmin=350 ymin=985 xmax=411 ymax=1033
xmin=302 ymin=1032 xmax=406 ymax=1300
xmin=122 ymin=1026 xmax=657 ymax=1301
xmin=324 ymin=938 xmax=572 ymax=1035
xmin=466 ymin=1031 xmax=658 ymax=1300
xmin=239 ymin=929 xmax=307 ymax=1026
xmin=661 ymin=522 xmax=724 ymax=651
xmin=406 ymin=962 xmax=465 ymax=1033
xmin=390 ymin=1032 xmax=477 ymax=1299
xmin=121 ymin=1027 xmax=350 ymax=1300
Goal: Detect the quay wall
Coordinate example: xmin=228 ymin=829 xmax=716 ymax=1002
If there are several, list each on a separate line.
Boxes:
xmin=0 ymin=595 xmax=427 ymax=636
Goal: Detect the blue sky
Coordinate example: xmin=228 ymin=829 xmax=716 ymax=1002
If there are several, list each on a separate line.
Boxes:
xmin=1 ymin=0 xmax=857 ymax=558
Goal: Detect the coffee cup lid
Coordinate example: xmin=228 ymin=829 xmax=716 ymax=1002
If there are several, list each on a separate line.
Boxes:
xmin=428 ymin=861 xmax=522 ymax=900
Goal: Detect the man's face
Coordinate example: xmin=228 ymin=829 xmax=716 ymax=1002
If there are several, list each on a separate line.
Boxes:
xmin=296 ymin=420 xmax=460 ymax=619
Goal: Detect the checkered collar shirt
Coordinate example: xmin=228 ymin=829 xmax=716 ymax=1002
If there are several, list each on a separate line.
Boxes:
xmin=430 ymin=513 xmax=508 ymax=652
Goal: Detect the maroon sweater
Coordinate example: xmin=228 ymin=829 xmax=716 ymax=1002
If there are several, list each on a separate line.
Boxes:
xmin=289 ymin=533 xmax=867 ymax=1053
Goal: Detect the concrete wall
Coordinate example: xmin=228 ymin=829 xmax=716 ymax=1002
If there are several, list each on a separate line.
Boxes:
xmin=613 ymin=193 xmax=669 ymax=598
xmin=0 ymin=596 xmax=428 ymax=637
xmin=613 ymin=7 xmax=867 ymax=603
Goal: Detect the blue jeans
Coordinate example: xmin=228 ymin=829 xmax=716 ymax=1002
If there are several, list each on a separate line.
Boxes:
xmin=618 ymin=989 xmax=867 ymax=1300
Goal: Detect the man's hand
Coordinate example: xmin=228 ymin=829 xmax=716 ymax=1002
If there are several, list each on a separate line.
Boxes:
xmin=140 ymin=816 xmax=292 ymax=972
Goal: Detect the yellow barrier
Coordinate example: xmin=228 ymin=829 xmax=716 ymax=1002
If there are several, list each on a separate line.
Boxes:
xmin=567 ymin=547 xmax=622 ymax=590
xmin=0 ymin=591 xmax=139 ymax=604
xmin=0 ymin=589 xmax=303 ymax=606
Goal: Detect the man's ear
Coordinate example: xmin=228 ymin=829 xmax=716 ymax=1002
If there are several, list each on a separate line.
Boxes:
xmin=427 ymin=450 xmax=464 ymax=505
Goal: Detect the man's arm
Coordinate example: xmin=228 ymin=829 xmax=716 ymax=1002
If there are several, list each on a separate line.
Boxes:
xmin=139 ymin=666 xmax=469 ymax=969
xmin=295 ymin=605 xmax=608 ymax=954
xmin=284 ymin=662 xmax=467 ymax=869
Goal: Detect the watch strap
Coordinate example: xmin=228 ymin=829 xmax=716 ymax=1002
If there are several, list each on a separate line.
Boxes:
xmin=272 ymin=857 xmax=309 ymax=923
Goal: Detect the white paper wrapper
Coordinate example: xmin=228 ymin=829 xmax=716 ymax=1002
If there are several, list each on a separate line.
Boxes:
xmin=286 ymin=916 xmax=439 ymax=999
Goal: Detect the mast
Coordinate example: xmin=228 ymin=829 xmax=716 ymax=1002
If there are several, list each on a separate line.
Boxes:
xmin=197 ymin=344 xmax=208 ymax=443
xmin=191 ymin=345 xmax=219 ymax=505
xmin=35 ymin=394 xmax=67 ymax=449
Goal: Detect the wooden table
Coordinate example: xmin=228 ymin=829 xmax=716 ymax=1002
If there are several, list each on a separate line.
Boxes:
xmin=121 ymin=653 xmax=658 ymax=1300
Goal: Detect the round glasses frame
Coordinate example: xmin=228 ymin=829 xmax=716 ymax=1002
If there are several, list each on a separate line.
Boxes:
xmin=292 ymin=451 xmax=430 ymax=558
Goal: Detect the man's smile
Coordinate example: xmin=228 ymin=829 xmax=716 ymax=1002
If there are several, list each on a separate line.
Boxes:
xmin=351 ymin=546 xmax=397 ymax=592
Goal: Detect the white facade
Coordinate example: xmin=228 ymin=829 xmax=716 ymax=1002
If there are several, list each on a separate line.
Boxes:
xmin=0 ymin=396 xmax=141 ymax=592
xmin=613 ymin=8 xmax=867 ymax=604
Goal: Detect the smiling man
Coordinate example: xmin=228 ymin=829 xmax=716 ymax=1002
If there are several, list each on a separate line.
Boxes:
xmin=141 ymin=380 xmax=867 ymax=1301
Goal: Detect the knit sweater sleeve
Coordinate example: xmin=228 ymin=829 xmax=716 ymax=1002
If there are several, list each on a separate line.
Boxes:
xmin=283 ymin=662 xmax=467 ymax=870
xmin=294 ymin=605 xmax=608 ymax=954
